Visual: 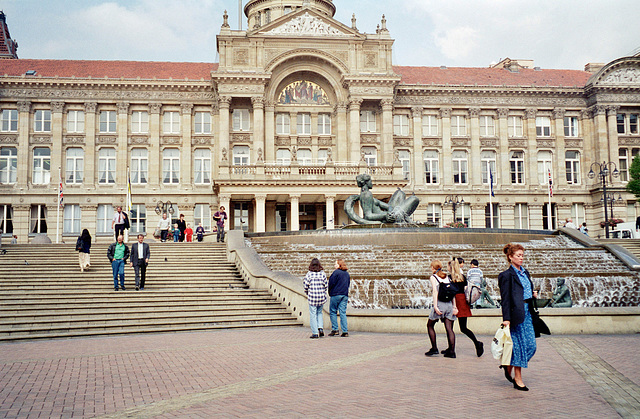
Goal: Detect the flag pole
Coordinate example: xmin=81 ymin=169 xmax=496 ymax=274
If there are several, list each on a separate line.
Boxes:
xmin=489 ymin=164 xmax=494 ymax=228
xmin=548 ymin=168 xmax=553 ymax=229
xmin=125 ymin=167 xmax=130 ymax=243
xmin=56 ymin=167 xmax=61 ymax=244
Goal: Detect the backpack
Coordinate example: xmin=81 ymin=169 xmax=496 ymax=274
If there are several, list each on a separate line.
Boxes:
xmin=75 ymin=237 xmax=83 ymax=252
xmin=465 ymin=268 xmax=483 ymax=305
xmin=433 ymin=275 xmax=457 ymax=302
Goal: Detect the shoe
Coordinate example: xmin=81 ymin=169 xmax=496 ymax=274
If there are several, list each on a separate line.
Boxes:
xmin=513 ymin=382 xmax=529 ymax=391
xmin=310 ymin=335 xmax=319 ymax=339
xmin=341 ymin=333 xmax=349 ymax=337
xmin=328 ymin=330 xmax=339 ymax=336
xmin=136 ymin=286 xmax=139 ymax=291
xmin=120 ymin=286 xmax=126 ymax=291
xmin=475 ymin=341 xmax=485 ymax=357
xmin=114 ymin=288 xmax=119 ymax=291
xmin=443 ymin=350 xmax=456 ymax=358
xmin=499 ymin=366 xmax=514 ymax=383
xmin=440 ymin=348 xmax=450 ymax=354
xmin=318 ymin=329 xmax=324 ymax=337
xmin=140 ymin=287 xmax=144 ymax=290
xmin=424 ymin=348 xmax=439 ymax=356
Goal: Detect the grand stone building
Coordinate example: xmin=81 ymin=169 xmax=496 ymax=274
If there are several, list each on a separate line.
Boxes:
xmin=1 ymin=0 xmax=640 ymax=242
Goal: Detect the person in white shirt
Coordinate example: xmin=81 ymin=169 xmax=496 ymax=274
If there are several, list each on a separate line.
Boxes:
xmin=130 ymin=234 xmax=150 ymax=290
xmin=111 ymin=206 xmax=127 ymax=240
xmin=157 ymin=213 xmax=171 ymax=242
xmin=564 ymin=218 xmax=577 ymax=229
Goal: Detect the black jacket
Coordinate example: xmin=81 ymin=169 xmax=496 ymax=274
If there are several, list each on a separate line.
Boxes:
xmin=498 ymin=265 xmax=533 ymax=327
xmin=130 ymin=242 xmax=150 ymax=266
xmin=107 ymin=242 xmax=130 ymax=263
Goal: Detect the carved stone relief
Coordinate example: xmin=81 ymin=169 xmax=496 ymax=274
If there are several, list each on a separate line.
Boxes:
xmin=128 ymin=136 xmax=149 ymax=145
xmin=234 ymin=49 xmax=249 ymax=66
xmin=30 ymin=135 xmax=52 ymax=144
xmin=231 ymin=133 xmax=251 ymax=143
xmin=394 ymin=138 xmax=412 ymax=147
xmin=422 ymin=138 xmax=441 ymax=147
xmin=192 ymin=136 xmax=212 ymax=145
xmin=480 ymin=139 xmax=497 ymax=148
xmin=63 ymin=136 xmax=85 ymax=145
xmin=297 ymin=137 xmax=312 ymax=146
xmin=452 ymin=138 xmax=470 ymax=147
xmin=601 ymin=67 xmax=640 ymax=84
xmin=2 ymin=88 xmax=215 ymax=102
xmin=537 ymin=139 xmax=555 ymax=148
xmin=348 ymin=86 xmax=394 ymax=96
xmin=264 ymin=12 xmax=351 ymax=37
xmin=365 ymin=53 xmax=377 ymax=68
xmin=275 ymin=136 xmax=291 ymax=146
xmin=509 ymin=139 xmax=528 ymax=148
xmin=395 ymin=95 xmax=586 ymax=108
xmin=318 ymin=137 xmax=332 ymax=146
xmin=564 ymin=139 xmax=583 ymax=149
xmin=361 ymin=134 xmax=380 ymax=144
xmin=619 ymin=137 xmax=640 ymax=146
xmin=96 ymin=136 xmax=117 ymax=145
xmin=161 ymin=137 xmax=180 ymax=145
xmin=0 ymin=135 xmax=18 ymax=144
xmin=218 ymin=84 xmax=265 ymax=94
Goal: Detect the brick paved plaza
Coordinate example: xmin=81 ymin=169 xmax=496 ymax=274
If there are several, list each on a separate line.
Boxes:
xmin=1 ymin=327 xmax=639 ymax=418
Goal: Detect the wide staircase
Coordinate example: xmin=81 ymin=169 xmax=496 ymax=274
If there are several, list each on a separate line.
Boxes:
xmin=596 ymin=238 xmax=640 ymax=261
xmin=0 ymin=242 xmax=301 ymax=341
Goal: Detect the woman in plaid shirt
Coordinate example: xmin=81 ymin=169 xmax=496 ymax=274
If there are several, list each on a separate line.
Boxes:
xmin=303 ymin=258 xmax=328 ymax=339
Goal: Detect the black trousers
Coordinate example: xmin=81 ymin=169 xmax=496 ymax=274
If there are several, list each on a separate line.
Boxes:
xmin=133 ymin=263 xmax=147 ymax=288
xmin=114 ymin=224 xmax=125 ymax=240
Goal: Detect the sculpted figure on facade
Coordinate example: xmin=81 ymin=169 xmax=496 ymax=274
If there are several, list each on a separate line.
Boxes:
xmin=265 ymin=12 xmax=348 ymax=37
xmin=344 ymin=174 xmax=419 ymax=224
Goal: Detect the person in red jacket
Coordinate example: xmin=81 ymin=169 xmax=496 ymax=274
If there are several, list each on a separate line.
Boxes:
xmin=185 ymin=223 xmax=193 ymax=242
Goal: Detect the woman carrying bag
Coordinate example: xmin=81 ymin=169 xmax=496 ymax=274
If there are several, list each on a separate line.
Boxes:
xmin=76 ymin=229 xmax=92 ymax=272
xmin=498 ymin=243 xmax=537 ymax=391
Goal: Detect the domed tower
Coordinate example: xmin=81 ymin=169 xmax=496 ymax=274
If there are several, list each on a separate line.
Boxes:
xmin=244 ymin=0 xmax=335 ymax=29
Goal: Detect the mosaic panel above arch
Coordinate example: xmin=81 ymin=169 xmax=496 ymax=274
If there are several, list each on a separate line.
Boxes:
xmin=277 ymin=80 xmax=330 ymax=105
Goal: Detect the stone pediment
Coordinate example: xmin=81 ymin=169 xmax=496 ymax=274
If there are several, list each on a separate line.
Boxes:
xmin=257 ymin=10 xmax=361 ymax=39
xmin=588 ymin=56 xmax=640 ymax=88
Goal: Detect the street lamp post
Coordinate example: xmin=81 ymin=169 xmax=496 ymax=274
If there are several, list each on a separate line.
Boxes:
xmin=154 ymin=200 xmax=175 ymax=217
xmin=588 ymin=162 xmax=619 ymax=238
xmin=601 ymin=192 xmax=623 ymax=231
xmin=444 ymin=195 xmax=464 ymax=225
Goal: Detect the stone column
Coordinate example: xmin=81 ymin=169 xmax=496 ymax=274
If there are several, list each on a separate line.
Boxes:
xmin=80 ymin=204 xmax=98 ymax=240
xmin=557 ymin=203 xmax=572 ymax=227
xmin=529 ymin=204 xmax=544 ymax=230
xmin=16 ymin=101 xmax=31 ymax=188
xmin=471 ymin=203 xmax=485 ymax=229
xmin=290 ymin=194 xmax=300 ymax=231
xmin=581 ymin=109 xmax=595 ymax=169
xmin=348 ymin=99 xmax=362 ymax=162
xmin=252 ymin=97 xmax=265 ymax=164
xmin=381 ymin=99 xmax=394 ymax=165
xmin=469 ymin=108 xmax=482 ymax=187
xmin=411 ymin=107 xmax=425 ymax=187
xmin=12 ymin=204 xmax=29 ymax=243
xmin=116 ymin=102 xmax=129 ymax=186
xmin=607 ymin=106 xmax=620 ymax=184
xmin=335 ymin=102 xmax=348 ymax=162
xmin=180 ymin=102 xmax=193 ymax=186
xmin=442 ymin=202 xmax=454 ymax=226
xmin=593 ymin=105 xmax=608 ymax=163
xmin=148 ymin=103 xmax=161 ymax=187
xmin=553 ymin=108 xmax=566 ymax=187
xmin=500 ymin=203 xmax=515 ymax=229
xmin=255 ymin=193 xmax=266 ymax=233
xmin=497 ymin=108 xmax=509 ymax=188
xmin=325 ymin=194 xmax=335 ymax=230
xmin=524 ymin=108 xmax=538 ymax=186
xmin=264 ymin=101 xmax=275 ymax=162
xmin=50 ymin=101 xmax=64 ymax=184
xmin=84 ymin=102 xmax=97 ymax=186
xmin=440 ymin=108 xmax=452 ymax=187
xmin=218 ymin=96 xmax=231 ymax=176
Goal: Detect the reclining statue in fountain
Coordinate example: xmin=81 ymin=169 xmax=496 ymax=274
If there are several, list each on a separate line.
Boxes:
xmin=473 ymin=278 xmax=498 ymax=308
xmin=344 ymin=173 xmax=420 ymax=224
xmin=546 ymin=277 xmax=572 ymax=307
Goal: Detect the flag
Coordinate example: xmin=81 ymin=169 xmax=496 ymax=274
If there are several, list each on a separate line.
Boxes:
xmin=548 ymin=168 xmax=553 ymax=198
xmin=58 ymin=178 xmax=64 ymax=208
xmin=126 ymin=168 xmax=132 ymax=213
xmin=489 ymin=166 xmax=495 ymax=197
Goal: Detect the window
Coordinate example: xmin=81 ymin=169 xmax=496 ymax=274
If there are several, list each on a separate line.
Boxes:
xmin=424 ymin=150 xmax=439 ymax=184
xmin=264 ymin=8 xmax=271 ymax=24
xmin=620 ymin=148 xmax=629 ymax=181
xmin=422 ymin=115 xmax=438 ymax=136
xmin=398 ymin=150 xmax=410 ymax=180
xmin=452 ymin=150 xmax=468 ymax=184
xmin=0 ymin=147 xmax=17 ymax=184
xmin=537 ymin=151 xmax=553 ymax=185
xmin=360 ymin=110 xmax=376 ymax=132
xmin=163 ymin=111 xmax=180 ymax=134
xmin=131 ymin=111 xmax=149 ymax=134
xmin=32 ymin=147 xmax=51 ymax=184
xmin=479 ymin=116 xmax=495 ymax=137
xmin=63 ymin=204 xmax=81 ymax=234
xmin=631 ymin=114 xmax=639 ymax=134
xmin=426 ymin=204 xmax=441 ymax=227
xmin=536 ymin=116 xmax=551 ymax=137
xmin=510 ymin=151 xmax=525 ymax=184
xmin=99 ymin=110 xmax=116 ymax=133
xmin=393 ymin=114 xmax=409 ymax=136
xmin=34 ymin=110 xmax=52 ymax=132
xmin=234 ymin=202 xmax=249 ymax=232
xmin=455 ymin=203 xmax=471 ymax=226
xmin=233 ymin=145 xmax=250 ymax=165
xmin=162 ymin=148 xmax=180 ymax=184
xmin=617 ymin=114 xmax=625 ymax=134
xmin=298 ymin=148 xmax=312 ymax=165
xmin=67 ymin=110 xmax=85 ymax=133
xmin=194 ymin=111 xmax=211 ymax=134
xmin=276 ymin=113 xmax=290 ymax=135
xmin=98 ymin=148 xmax=116 ymax=184
xmin=508 ymin=116 xmax=523 ymax=137
xmin=232 ymin=109 xmax=250 ymax=131
xmin=571 ymin=203 xmax=586 ymax=227
xmin=542 ymin=203 xmax=557 ymax=230
xmin=276 ymin=149 xmax=291 ymax=165
xmin=130 ymin=148 xmax=148 ymax=184
xmin=564 ymin=116 xmax=578 ymax=137
xmin=1 ymin=110 xmax=18 ymax=132
xmin=129 ymin=204 xmax=146 ymax=234
xmin=0 ymin=204 xmax=13 ymax=235
xmin=514 ymin=203 xmax=529 ymax=229
xmin=318 ymin=149 xmax=329 ymax=165
xmin=481 ymin=150 xmax=496 ymax=185
xmin=362 ymin=147 xmax=377 ymax=166
xmin=317 ymin=113 xmax=331 ymax=135
xmin=485 ymin=203 xmax=499 ymax=228
xmin=194 ymin=204 xmax=211 ymax=232
xmin=97 ymin=204 xmax=113 ymax=234
xmin=565 ymin=151 xmax=580 ymax=184
xmin=30 ymin=204 xmax=47 ymax=234
xmin=65 ymin=147 xmax=84 ymax=184
xmin=193 ymin=149 xmax=211 ymax=184
xmin=297 ymin=113 xmax=311 ymax=135
xmin=275 ymin=204 xmax=287 ymax=231
xmin=451 ymin=115 xmax=466 ymax=137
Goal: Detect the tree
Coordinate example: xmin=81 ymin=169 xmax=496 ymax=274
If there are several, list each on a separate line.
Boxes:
xmin=626 ymin=154 xmax=640 ymax=198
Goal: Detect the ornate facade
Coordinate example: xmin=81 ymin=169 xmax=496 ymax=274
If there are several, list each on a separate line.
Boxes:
xmin=1 ymin=0 xmax=640 ymax=242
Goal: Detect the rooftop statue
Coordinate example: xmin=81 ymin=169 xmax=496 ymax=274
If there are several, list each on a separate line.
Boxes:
xmin=344 ymin=173 xmax=419 ymax=224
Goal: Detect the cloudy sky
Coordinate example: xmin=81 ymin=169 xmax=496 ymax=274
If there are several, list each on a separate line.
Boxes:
xmin=1 ymin=0 xmax=639 ymax=70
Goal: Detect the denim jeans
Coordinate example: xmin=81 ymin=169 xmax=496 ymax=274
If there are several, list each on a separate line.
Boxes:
xmin=111 ymin=259 xmax=125 ymax=289
xmin=308 ymin=304 xmax=324 ymax=335
xmin=216 ymin=225 xmax=225 ymax=242
xmin=330 ymin=295 xmax=348 ymax=333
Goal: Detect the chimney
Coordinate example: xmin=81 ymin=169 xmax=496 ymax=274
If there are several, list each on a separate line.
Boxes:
xmin=584 ymin=63 xmax=605 ymax=74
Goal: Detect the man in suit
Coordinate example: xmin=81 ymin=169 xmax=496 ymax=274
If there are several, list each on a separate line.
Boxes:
xmin=130 ymin=234 xmax=150 ymax=291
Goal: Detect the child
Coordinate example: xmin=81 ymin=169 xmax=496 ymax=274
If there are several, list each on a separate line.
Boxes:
xmin=185 ymin=223 xmax=193 ymax=242
xmin=173 ymin=223 xmax=180 ymax=242
xmin=466 ymin=259 xmax=483 ymax=307
xmin=195 ymin=223 xmax=205 ymax=242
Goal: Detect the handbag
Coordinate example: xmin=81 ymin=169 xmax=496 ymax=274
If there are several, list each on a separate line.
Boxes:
xmin=153 ymin=228 xmax=160 ymax=238
xmin=529 ymin=298 xmax=551 ymax=338
xmin=491 ymin=324 xmax=513 ymax=366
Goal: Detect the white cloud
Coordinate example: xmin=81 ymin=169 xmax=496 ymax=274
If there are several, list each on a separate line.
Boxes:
xmin=434 ymin=26 xmax=477 ymax=60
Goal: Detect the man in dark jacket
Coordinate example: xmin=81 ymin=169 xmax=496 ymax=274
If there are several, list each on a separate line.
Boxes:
xmin=130 ymin=234 xmax=150 ymax=290
xmin=107 ymin=234 xmax=130 ymax=291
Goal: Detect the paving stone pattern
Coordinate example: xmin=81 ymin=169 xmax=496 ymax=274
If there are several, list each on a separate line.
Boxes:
xmin=0 ymin=328 xmax=637 ymax=418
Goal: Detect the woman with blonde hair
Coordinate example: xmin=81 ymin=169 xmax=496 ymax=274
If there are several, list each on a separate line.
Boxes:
xmin=450 ymin=258 xmax=484 ymax=357
xmin=328 ymin=258 xmax=350 ymax=337
xmin=425 ymin=259 xmax=458 ymax=358
xmin=498 ymin=243 xmax=537 ymax=391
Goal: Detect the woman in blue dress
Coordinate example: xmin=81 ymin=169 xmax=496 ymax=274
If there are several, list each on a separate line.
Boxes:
xmin=498 ymin=243 xmax=537 ymax=391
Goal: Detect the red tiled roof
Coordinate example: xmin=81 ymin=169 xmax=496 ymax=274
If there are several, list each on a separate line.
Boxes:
xmin=0 ymin=59 xmax=218 ymax=80
xmin=393 ymin=65 xmax=591 ymax=88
